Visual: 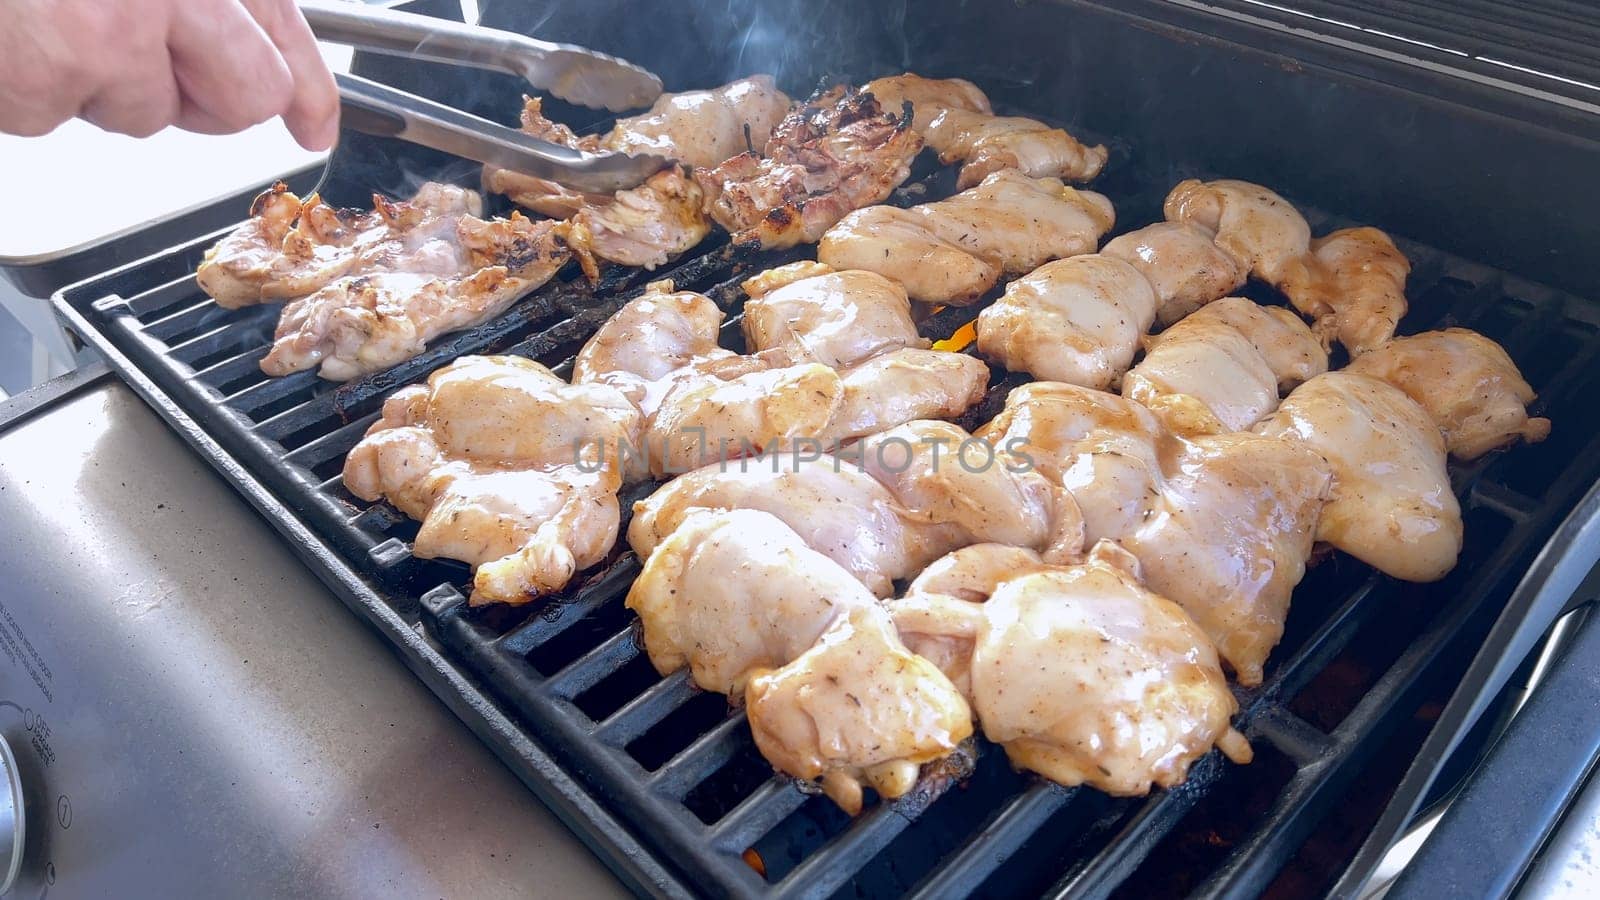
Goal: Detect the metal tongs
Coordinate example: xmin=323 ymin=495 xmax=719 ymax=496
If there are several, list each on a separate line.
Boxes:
xmin=300 ymin=0 xmax=670 ymax=192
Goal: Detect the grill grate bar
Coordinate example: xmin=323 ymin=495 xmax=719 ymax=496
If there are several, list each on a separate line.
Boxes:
xmin=192 ymin=344 xmax=269 ymax=381
xmin=1250 ymin=706 xmax=1335 ymax=766
xmin=1045 ymin=789 xmax=1201 ymax=900
xmin=1471 ymin=480 xmax=1541 ymax=522
xmin=650 ymin=713 xmax=751 ymax=798
xmin=284 ymin=413 xmax=380 ymax=470
xmin=126 ymin=274 xmax=209 ymax=319
xmin=542 ymin=627 xmax=642 ymax=700
xmin=422 ymin=591 xmax=772 ymax=898
xmin=595 ymin=670 xmax=698 ymax=747
xmin=904 ymin=782 xmax=1075 ymax=900
xmin=496 ymin=557 xmax=642 ymax=656
xmin=225 ymin=364 xmax=321 ymax=408
xmin=710 ymin=780 xmax=814 ymax=853
xmin=137 ymin=296 xmax=218 ymax=336
xmin=772 ymin=800 xmax=921 ymax=900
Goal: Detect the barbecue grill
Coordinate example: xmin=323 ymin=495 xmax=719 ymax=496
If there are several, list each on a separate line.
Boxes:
xmin=43 ymin=1 xmax=1600 ymax=896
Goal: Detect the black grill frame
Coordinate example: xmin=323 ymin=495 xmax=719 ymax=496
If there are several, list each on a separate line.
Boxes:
xmin=46 ymin=1 xmax=1600 ymax=896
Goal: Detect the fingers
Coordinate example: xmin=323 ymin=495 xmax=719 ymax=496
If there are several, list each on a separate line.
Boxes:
xmin=76 ymin=3 xmax=183 ymax=138
xmin=0 ymin=0 xmax=173 ymax=137
xmin=241 ymin=0 xmax=340 ymax=150
xmin=79 ymin=47 xmax=182 ymax=138
xmin=168 ymin=0 xmax=296 ymax=136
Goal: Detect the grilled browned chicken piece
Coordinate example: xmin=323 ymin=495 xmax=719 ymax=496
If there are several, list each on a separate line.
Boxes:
xmin=485 ymin=77 xmax=793 ymax=215
xmin=1122 ymin=297 xmax=1328 ymax=434
xmin=565 ymin=166 xmax=711 ymax=278
xmin=888 ymin=541 xmax=1252 ymax=795
xmin=628 ymin=508 xmax=973 ymax=815
xmin=629 ymin=419 xmax=1080 ymax=597
xmin=605 ymin=74 xmax=792 ymax=167
xmin=261 ymin=212 xmax=569 ymax=380
xmin=1101 ymin=221 xmax=1248 ymax=327
xmin=1256 ymin=372 xmax=1463 ymax=582
xmin=980 ymin=382 xmax=1332 ymax=685
xmin=866 ymin=73 xmax=1109 ymax=188
xmin=197 ymin=181 xmax=480 ymax=308
xmin=481 ymin=96 xmax=616 ymax=219
xmin=975 ymin=255 xmax=1157 ymax=390
xmin=1345 ymin=328 xmax=1550 ymax=459
xmin=818 ymin=170 xmax=1116 ymax=304
xmin=695 ymin=84 xmax=922 ymax=248
xmin=1278 ymin=227 xmax=1411 ymax=355
xmin=342 ymin=356 xmax=641 ymax=606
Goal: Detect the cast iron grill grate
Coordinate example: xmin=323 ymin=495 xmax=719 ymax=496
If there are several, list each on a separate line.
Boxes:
xmin=54 ymin=147 xmax=1600 ymax=897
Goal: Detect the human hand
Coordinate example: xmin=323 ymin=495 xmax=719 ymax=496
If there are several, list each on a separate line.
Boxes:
xmin=0 ymin=0 xmax=339 ymax=150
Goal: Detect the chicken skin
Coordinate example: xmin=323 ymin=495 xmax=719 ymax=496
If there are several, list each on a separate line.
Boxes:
xmin=1256 ymin=372 xmax=1463 ymax=582
xmin=820 ymin=348 xmax=990 ymax=445
xmin=630 ymin=419 xmax=1080 ymax=596
xmin=197 ymin=181 xmax=482 ymax=308
xmin=740 ymin=262 xmax=926 ymax=368
xmin=605 ymin=74 xmax=793 ymax=167
xmin=865 ymin=73 xmax=1109 ymax=188
xmin=819 ymin=170 xmax=1116 ymax=304
xmin=565 ymin=166 xmax=711 ymax=277
xmin=1278 ymin=227 xmax=1410 ymax=355
xmin=979 ymin=382 xmax=1332 ymax=684
xmin=342 ymin=356 xmax=641 ymax=605
xmin=1101 ymin=221 xmax=1248 ymax=327
xmin=644 ymin=361 xmax=844 ymax=477
xmin=628 ymin=508 xmax=973 ymax=815
xmin=746 ymin=604 xmax=974 ymax=815
xmin=261 ymin=212 xmax=569 ymax=380
xmin=1161 ymin=180 xmax=1410 ymax=355
xmin=628 ymin=456 xmax=928 ymax=597
xmin=570 ymin=280 xmax=732 ymax=410
xmin=1123 ymin=297 xmax=1328 ymax=434
xmin=485 ymin=76 xmax=793 ymax=214
xmin=572 ymin=275 xmax=986 ymax=478
xmin=695 ymin=85 xmax=922 ymax=248
xmin=976 ymin=255 xmax=1158 ymax=390
xmin=626 ymin=507 xmax=877 ymax=696
xmin=888 ymin=541 xmax=1252 ymax=795
xmin=1345 ymin=328 xmax=1550 ymax=459
xmin=1164 ymin=178 xmax=1311 ymax=286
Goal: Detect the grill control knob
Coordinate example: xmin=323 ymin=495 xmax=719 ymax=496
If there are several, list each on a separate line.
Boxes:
xmin=0 ymin=733 xmax=23 ymax=895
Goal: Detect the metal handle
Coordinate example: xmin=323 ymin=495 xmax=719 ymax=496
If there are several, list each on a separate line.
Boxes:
xmin=335 ymin=72 xmax=667 ymax=193
xmin=300 ymin=0 xmax=661 ymax=111
xmin=303 ymin=0 xmax=537 ymax=80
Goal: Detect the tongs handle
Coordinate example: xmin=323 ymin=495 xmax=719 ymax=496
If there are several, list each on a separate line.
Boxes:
xmin=300 ymin=0 xmax=661 ymax=111
xmin=335 ymin=72 xmax=667 ymax=193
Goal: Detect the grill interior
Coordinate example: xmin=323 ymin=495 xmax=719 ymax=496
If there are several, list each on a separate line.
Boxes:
xmin=53 ymin=1 xmax=1600 ymax=896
